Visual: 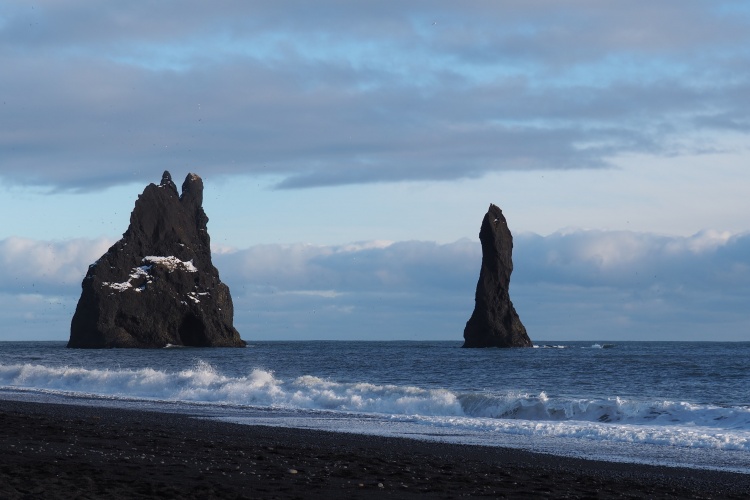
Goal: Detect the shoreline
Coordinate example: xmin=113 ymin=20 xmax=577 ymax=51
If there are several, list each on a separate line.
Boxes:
xmin=1 ymin=399 xmax=749 ymax=498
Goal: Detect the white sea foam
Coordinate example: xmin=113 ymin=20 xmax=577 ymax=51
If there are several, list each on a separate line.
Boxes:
xmin=403 ymin=414 xmax=750 ymax=451
xmin=2 ymin=361 xmax=749 ymax=454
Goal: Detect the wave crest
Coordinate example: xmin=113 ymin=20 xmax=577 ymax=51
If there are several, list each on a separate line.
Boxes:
xmin=2 ymin=362 xmax=749 ymax=432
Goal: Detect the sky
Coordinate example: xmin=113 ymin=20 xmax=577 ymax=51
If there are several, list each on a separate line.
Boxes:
xmin=1 ymin=1 xmax=749 ymax=342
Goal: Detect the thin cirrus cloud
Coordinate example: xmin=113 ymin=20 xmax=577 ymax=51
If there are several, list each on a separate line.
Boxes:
xmin=1 ymin=1 xmax=749 ymax=191
xmin=1 ymin=229 xmax=747 ymax=341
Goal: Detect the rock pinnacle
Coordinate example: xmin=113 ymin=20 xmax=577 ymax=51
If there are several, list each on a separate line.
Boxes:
xmin=68 ymin=171 xmax=244 ymax=348
xmin=463 ymin=204 xmax=532 ymax=348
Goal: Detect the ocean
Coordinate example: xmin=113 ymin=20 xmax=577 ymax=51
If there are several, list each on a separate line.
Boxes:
xmin=1 ymin=341 xmax=749 ymax=474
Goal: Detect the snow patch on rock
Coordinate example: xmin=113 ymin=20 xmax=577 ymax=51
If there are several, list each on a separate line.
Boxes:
xmin=144 ymin=256 xmax=198 ymax=272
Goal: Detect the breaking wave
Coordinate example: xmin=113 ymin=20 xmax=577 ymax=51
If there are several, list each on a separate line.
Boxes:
xmin=2 ymin=361 xmax=749 ymax=436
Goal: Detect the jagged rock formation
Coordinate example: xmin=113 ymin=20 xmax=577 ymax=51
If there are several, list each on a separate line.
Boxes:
xmin=68 ymin=171 xmax=245 ymax=348
xmin=463 ymin=204 xmax=532 ymax=348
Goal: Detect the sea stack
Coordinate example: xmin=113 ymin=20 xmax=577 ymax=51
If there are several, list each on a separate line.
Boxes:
xmin=463 ymin=204 xmax=532 ymax=348
xmin=68 ymin=171 xmax=245 ymax=348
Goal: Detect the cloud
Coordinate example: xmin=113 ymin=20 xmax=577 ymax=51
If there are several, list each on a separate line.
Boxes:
xmin=512 ymin=230 xmax=750 ymax=341
xmin=1 ymin=229 xmax=748 ymax=341
xmin=1 ymin=1 xmax=749 ymax=190
xmin=215 ymin=229 xmax=750 ymax=295
xmin=215 ymin=230 xmax=750 ymax=340
xmin=0 ymin=236 xmax=114 ymax=340
xmin=514 ymin=229 xmax=750 ymax=288
xmin=218 ymin=239 xmax=478 ymax=293
xmin=0 ymin=237 xmax=113 ymax=294
xmin=0 ymin=292 xmax=77 ymax=340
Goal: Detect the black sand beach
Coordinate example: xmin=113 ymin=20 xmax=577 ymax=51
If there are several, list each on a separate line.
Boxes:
xmin=1 ymin=400 xmax=748 ymax=499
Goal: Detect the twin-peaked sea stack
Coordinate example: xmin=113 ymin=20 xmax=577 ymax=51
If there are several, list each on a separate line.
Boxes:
xmin=68 ymin=171 xmax=245 ymax=348
xmin=463 ymin=204 xmax=532 ymax=348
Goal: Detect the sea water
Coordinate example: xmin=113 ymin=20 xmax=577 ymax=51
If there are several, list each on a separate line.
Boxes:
xmin=1 ymin=341 xmax=749 ymax=473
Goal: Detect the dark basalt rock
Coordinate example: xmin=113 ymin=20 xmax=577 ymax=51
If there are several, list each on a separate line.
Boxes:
xmin=463 ymin=204 xmax=532 ymax=348
xmin=68 ymin=171 xmax=245 ymax=348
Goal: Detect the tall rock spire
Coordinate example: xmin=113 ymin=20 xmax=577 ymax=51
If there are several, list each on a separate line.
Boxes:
xmin=463 ymin=204 xmax=532 ymax=348
xmin=68 ymin=171 xmax=244 ymax=348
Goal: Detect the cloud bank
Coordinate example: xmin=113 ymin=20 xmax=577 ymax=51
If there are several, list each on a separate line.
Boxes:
xmin=1 ymin=230 xmax=747 ymax=341
xmin=1 ymin=1 xmax=749 ymax=190
xmin=0 ymin=237 xmax=112 ymax=295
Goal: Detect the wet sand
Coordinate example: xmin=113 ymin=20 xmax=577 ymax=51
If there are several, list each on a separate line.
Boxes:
xmin=1 ymin=399 xmax=748 ymax=499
